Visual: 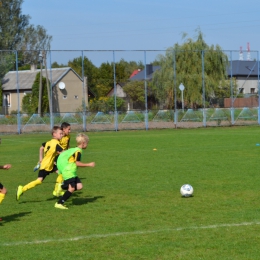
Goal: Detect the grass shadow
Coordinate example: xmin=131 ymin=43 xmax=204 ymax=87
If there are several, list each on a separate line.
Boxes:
xmin=72 ymin=195 xmax=104 ymax=206
xmin=0 ymin=211 xmax=31 ymax=225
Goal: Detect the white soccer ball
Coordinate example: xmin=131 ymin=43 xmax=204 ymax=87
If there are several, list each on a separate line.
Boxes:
xmin=180 ymin=184 xmax=193 ymax=197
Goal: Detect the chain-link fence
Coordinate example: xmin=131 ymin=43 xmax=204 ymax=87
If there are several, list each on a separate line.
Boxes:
xmin=0 ymin=49 xmax=259 ymax=133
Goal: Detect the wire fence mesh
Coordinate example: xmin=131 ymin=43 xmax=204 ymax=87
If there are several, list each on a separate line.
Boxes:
xmin=0 ymin=49 xmax=260 ymax=133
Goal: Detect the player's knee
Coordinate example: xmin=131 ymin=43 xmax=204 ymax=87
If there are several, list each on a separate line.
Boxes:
xmin=68 ymin=186 xmax=75 ymax=192
xmin=77 ymin=183 xmax=83 ymax=190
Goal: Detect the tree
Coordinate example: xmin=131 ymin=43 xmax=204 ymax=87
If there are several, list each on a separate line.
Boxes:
xmin=0 ymin=0 xmax=30 ymax=50
xmin=152 ymin=29 xmax=230 ymax=108
xmin=89 ymin=96 xmax=125 ymax=112
xmin=68 ymin=56 xmax=99 ymax=96
xmin=22 ymin=72 xmax=48 ymax=114
xmin=18 ymin=24 xmax=52 ymax=65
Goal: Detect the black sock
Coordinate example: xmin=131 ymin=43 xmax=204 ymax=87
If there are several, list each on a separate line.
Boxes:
xmin=58 ymin=191 xmax=72 ymax=204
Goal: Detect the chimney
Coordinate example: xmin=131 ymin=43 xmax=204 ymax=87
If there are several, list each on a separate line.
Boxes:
xmin=146 ymin=64 xmax=153 ymax=76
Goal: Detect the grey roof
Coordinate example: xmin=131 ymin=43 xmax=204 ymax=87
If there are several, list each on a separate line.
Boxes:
xmin=2 ymin=67 xmax=82 ymax=91
xmin=129 ymin=61 xmax=260 ymax=80
xmin=228 ymin=60 xmax=259 ymax=77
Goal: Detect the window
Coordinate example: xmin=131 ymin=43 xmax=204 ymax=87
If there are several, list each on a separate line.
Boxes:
xmin=239 ymin=88 xmax=244 ymax=94
xmin=74 ymin=95 xmax=78 ymax=99
xmin=3 ymin=93 xmax=10 ymax=107
xmin=63 ymin=95 xmax=67 ymax=99
xmin=250 ymin=88 xmax=255 ymax=94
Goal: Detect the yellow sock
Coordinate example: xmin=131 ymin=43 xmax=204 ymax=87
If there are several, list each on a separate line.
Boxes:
xmin=54 ymin=174 xmax=63 ymax=192
xmin=22 ymin=179 xmax=42 ymax=192
xmin=56 ymin=174 xmax=63 ymax=184
xmin=0 ymin=193 xmax=5 ymax=204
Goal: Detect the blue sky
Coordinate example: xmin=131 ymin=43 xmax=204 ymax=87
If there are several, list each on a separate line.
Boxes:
xmin=22 ymin=0 xmax=260 ymax=65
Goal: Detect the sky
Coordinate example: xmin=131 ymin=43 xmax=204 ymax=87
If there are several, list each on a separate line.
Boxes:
xmin=22 ymin=0 xmax=260 ymax=66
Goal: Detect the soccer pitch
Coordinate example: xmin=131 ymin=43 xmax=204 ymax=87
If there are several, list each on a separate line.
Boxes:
xmin=1 ymin=127 xmax=260 ymax=259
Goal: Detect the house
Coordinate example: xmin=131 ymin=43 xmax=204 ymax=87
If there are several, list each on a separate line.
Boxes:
xmin=1 ymin=67 xmax=95 ymax=114
xmin=105 ymin=65 xmax=161 ymax=110
xmin=227 ymin=60 xmax=259 ymax=94
xmin=129 ymin=64 xmax=160 ymax=81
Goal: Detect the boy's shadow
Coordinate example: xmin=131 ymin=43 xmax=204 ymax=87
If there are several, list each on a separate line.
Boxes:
xmin=0 ymin=211 xmax=31 ymax=225
xmin=72 ymin=195 xmax=104 ymax=206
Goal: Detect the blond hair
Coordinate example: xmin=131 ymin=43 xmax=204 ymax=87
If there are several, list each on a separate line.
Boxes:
xmin=52 ymin=126 xmax=62 ymax=135
xmin=76 ymin=133 xmax=89 ymax=145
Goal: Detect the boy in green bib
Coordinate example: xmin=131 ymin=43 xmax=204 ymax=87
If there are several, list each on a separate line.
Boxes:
xmin=55 ymin=133 xmax=95 ymax=210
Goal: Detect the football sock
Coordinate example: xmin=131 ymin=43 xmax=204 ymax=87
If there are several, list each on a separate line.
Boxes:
xmin=22 ymin=179 xmax=42 ymax=192
xmin=56 ymin=174 xmax=63 ymax=183
xmin=58 ymin=190 xmax=72 ymax=204
xmin=54 ymin=174 xmax=63 ymax=193
xmin=0 ymin=193 xmax=5 ymax=204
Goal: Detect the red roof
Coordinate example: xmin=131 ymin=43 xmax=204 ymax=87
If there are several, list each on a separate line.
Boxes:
xmin=130 ymin=69 xmax=141 ymax=78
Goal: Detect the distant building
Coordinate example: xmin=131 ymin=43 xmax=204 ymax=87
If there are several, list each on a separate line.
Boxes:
xmin=1 ymin=67 xmax=95 ymax=114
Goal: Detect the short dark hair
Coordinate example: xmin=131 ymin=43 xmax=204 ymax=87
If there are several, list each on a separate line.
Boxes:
xmin=61 ymin=122 xmax=71 ymax=130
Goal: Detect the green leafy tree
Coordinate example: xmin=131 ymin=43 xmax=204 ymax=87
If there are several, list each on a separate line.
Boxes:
xmin=152 ymin=29 xmax=230 ymax=108
xmin=18 ymin=24 xmax=52 ymax=66
xmin=68 ymin=56 xmax=99 ymax=96
xmin=22 ymin=72 xmax=48 ymax=113
xmin=0 ymin=0 xmax=30 ymax=50
xmin=89 ymin=96 xmax=125 ymax=112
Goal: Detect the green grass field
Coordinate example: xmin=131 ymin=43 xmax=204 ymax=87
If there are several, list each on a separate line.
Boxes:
xmin=1 ymin=126 xmax=260 ymax=259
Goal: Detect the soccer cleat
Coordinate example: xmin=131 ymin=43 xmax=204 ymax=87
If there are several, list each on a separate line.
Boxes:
xmin=16 ymin=185 xmax=23 ymax=201
xmin=33 ymin=162 xmax=41 ymax=172
xmin=55 ymin=203 xmax=68 ymax=210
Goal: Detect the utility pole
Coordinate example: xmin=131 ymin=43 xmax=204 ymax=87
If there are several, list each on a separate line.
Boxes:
xmin=38 ymin=52 xmax=43 ymax=116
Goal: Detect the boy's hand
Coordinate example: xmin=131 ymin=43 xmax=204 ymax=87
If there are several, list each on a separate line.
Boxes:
xmin=88 ymin=162 xmax=95 ymax=167
xmin=3 ymin=164 xmax=11 ymax=169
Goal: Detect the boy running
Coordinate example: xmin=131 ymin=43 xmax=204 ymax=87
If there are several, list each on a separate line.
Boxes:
xmin=53 ymin=122 xmax=71 ymax=196
xmin=16 ymin=126 xmax=63 ymax=201
xmin=55 ymin=133 xmax=95 ymax=210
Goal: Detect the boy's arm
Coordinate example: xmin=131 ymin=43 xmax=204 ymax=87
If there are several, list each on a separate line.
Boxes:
xmin=39 ymin=146 xmax=44 ymax=162
xmin=56 ymin=144 xmax=64 ymax=154
xmin=0 ymin=164 xmax=11 ymax=169
xmin=74 ymin=151 xmax=95 ymax=167
xmin=76 ymin=161 xmax=95 ymax=167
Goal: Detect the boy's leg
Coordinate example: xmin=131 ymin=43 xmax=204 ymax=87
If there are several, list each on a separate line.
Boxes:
xmin=55 ymin=179 xmax=76 ymax=209
xmin=0 ymin=184 xmax=7 ymax=221
xmin=16 ymin=179 xmax=42 ymax=201
xmin=0 ymin=184 xmax=6 ymax=204
xmin=53 ymin=173 xmax=64 ymax=197
xmin=55 ymin=177 xmax=82 ymax=210
xmin=16 ymin=171 xmax=46 ymax=201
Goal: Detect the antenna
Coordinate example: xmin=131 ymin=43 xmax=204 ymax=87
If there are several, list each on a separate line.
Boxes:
xmin=58 ymin=82 xmax=65 ymax=90
xmin=247 ymin=42 xmax=251 ymax=61
xmin=239 ymin=46 xmax=243 ymax=60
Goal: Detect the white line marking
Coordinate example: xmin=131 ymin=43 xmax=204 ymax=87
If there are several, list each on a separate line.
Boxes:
xmin=1 ymin=221 xmax=260 ymax=247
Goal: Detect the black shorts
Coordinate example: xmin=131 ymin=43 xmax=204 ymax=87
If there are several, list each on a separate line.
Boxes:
xmin=61 ymin=177 xmax=81 ymax=191
xmin=38 ymin=166 xmax=57 ymax=180
xmin=0 ymin=183 xmax=3 ymax=189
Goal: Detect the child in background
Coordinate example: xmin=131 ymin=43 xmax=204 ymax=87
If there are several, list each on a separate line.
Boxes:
xmin=0 ymin=163 xmax=12 ymax=221
xmin=16 ymin=126 xmax=63 ymax=201
xmin=53 ymin=122 xmax=71 ymax=196
xmin=34 ymin=122 xmax=71 ymax=171
xmin=55 ymin=133 xmax=95 ymax=210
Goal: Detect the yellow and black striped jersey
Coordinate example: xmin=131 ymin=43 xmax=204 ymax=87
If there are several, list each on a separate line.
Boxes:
xmin=59 ymin=134 xmax=70 ymax=150
xmin=40 ymin=139 xmax=63 ymax=171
